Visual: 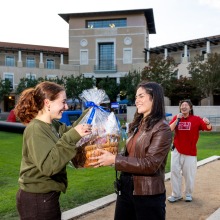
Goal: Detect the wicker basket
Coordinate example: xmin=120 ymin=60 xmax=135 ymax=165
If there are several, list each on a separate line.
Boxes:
xmin=71 ymin=134 xmax=120 ymax=168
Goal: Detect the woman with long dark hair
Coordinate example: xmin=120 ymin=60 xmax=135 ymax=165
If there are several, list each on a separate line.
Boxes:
xmin=90 ymin=81 xmax=172 ymax=220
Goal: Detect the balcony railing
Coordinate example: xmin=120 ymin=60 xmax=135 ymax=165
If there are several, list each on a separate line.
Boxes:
xmin=94 ymin=64 xmax=117 ymax=73
xmin=0 ymin=60 xmax=60 ymax=69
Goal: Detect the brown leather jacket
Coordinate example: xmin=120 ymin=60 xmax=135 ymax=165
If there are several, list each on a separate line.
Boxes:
xmin=115 ymin=119 xmax=172 ymax=195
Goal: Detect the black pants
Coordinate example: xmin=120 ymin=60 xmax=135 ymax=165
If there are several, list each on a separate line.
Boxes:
xmin=114 ymin=174 xmax=166 ymax=220
xmin=16 ymin=189 xmax=61 ymax=220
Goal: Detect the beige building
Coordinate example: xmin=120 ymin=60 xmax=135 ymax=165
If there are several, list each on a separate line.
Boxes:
xmin=146 ymin=35 xmax=220 ymax=78
xmin=59 ymin=8 xmax=155 ymax=83
xmin=0 ymin=8 xmax=155 ymax=112
xmin=1 ymin=8 xmax=220 ymax=112
xmin=146 ymin=35 xmax=220 ymax=105
xmin=0 ymin=42 xmax=84 ymax=111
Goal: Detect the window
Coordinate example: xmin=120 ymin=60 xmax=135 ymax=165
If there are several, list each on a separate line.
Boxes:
xmin=98 ymin=43 xmax=114 ymax=70
xmin=80 ymin=50 xmax=88 ymax=65
xmin=3 ymin=73 xmax=14 ymax=89
xmin=173 ymin=70 xmax=178 ymax=78
xmin=198 ymin=49 xmax=207 ymax=61
xmin=47 ymin=75 xmax=57 ymax=80
xmin=26 ymin=73 xmax=36 ymax=80
xmin=123 ymin=48 xmax=132 ymax=64
xmin=181 ymin=52 xmax=190 ymax=62
xmin=86 ymin=19 xmax=126 ymax=28
xmin=200 ymin=49 xmax=207 ymax=55
xmin=5 ymin=56 xmax=15 ymax=66
xmin=26 ymin=57 xmax=36 ymax=68
xmin=181 ymin=52 xmax=190 ymax=57
xmin=46 ymin=59 xmax=55 ymax=69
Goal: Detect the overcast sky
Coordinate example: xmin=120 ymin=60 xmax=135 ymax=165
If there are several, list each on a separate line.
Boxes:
xmin=1 ymin=0 xmax=220 ymax=48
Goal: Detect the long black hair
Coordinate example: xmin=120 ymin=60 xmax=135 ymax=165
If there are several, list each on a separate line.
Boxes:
xmin=129 ymin=81 xmax=165 ymax=133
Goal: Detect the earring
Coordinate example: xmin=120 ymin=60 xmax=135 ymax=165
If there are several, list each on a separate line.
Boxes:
xmin=48 ymin=106 xmax=50 ymax=111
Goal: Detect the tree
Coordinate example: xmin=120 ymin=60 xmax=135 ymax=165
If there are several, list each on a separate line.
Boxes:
xmin=16 ymin=76 xmax=66 ymax=95
xmin=97 ymin=77 xmax=120 ymax=102
xmin=0 ymin=78 xmax=12 ymax=107
xmin=16 ymin=77 xmax=38 ymax=94
xmin=64 ymin=74 xmax=95 ymax=105
xmin=119 ymin=70 xmax=141 ymax=104
xmin=141 ymin=54 xmax=178 ymax=97
xmin=46 ymin=76 xmax=65 ymax=86
xmin=167 ymin=76 xmax=202 ymax=105
xmin=188 ymin=53 xmax=220 ymax=105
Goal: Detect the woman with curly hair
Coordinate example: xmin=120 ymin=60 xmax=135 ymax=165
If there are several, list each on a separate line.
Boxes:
xmin=14 ymin=81 xmax=92 ymax=220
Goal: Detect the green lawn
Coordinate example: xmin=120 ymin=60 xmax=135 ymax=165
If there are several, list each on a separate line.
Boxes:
xmin=0 ymin=131 xmax=219 ymax=219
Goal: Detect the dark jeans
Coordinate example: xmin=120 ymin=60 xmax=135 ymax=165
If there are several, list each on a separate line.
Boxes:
xmin=16 ymin=189 xmax=61 ymax=220
xmin=114 ymin=174 xmax=166 ymax=220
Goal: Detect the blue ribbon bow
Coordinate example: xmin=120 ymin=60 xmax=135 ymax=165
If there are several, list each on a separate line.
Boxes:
xmin=85 ymin=101 xmax=107 ymax=124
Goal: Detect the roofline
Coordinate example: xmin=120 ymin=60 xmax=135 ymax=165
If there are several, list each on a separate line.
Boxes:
xmin=59 ymin=8 xmax=156 ymax=34
xmin=0 ymin=41 xmax=68 ymax=55
xmin=146 ymin=34 xmax=220 ymax=54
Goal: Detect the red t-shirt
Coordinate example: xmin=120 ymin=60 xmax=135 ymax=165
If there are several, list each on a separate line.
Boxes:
xmin=6 ymin=109 xmax=16 ymax=122
xmin=169 ymin=115 xmax=212 ymax=156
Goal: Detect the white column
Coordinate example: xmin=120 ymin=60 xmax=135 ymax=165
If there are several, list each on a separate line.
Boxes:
xmin=117 ymin=77 xmax=120 ymax=84
xmin=39 ymin=52 xmax=44 ymax=68
xmin=181 ymin=45 xmax=189 ymax=64
xmin=17 ymin=50 xmax=23 ymax=67
xmin=147 ymin=51 xmax=150 ymax=62
xmin=164 ymin=48 xmax=168 ymax=59
xmin=184 ymin=45 xmax=188 ymax=57
xmin=206 ymin=41 xmax=211 ymax=54
xmin=60 ymin=54 xmax=64 ymax=65
xmin=18 ymin=51 xmax=22 ymax=62
xmin=40 ymin=52 xmax=43 ymax=63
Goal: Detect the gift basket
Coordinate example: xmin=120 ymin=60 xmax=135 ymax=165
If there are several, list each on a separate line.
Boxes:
xmin=71 ymin=88 xmax=120 ymax=168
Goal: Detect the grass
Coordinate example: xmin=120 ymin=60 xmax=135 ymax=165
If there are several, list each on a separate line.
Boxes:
xmin=0 ymin=131 xmax=220 ymax=219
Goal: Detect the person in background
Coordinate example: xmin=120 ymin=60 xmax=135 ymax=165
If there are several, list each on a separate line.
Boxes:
xmin=125 ymin=121 xmax=129 ymax=135
xmin=14 ymin=81 xmax=92 ymax=220
xmin=90 ymin=81 xmax=172 ymax=220
xmin=120 ymin=122 xmax=128 ymax=141
xmin=6 ymin=109 xmax=17 ymax=122
xmin=168 ymin=99 xmax=212 ymax=203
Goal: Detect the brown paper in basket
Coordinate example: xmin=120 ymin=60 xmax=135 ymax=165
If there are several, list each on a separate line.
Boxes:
xmin=71 ymin=134 xmax=120 ymax=168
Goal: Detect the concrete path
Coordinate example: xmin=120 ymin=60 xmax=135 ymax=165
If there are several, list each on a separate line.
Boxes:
xmin=62 ymin=155 xmax=220 ymax=220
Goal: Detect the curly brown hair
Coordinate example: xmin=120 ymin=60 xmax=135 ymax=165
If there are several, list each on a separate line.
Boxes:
xmin=14 ymin=81 xmax=65 ymax=124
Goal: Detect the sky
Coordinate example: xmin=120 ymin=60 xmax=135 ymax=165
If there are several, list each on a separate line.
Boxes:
xmin=1 ymin=0 xmax=220 ymax=49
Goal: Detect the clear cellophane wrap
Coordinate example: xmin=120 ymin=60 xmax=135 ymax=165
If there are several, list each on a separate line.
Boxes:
xmin=71 ymin=88 xmax=120 ymax=168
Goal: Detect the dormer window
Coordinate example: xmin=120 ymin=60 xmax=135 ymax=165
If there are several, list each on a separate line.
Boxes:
xmin=86 ymin=19 xmax=126 ymax=29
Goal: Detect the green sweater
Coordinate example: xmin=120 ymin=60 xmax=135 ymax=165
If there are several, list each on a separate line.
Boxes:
xmin=19 ymin=118 xmax=82 ymax=193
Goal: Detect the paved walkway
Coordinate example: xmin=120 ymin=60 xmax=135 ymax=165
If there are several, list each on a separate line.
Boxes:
xmin=62 ymin=156 xmax=220 ymax=220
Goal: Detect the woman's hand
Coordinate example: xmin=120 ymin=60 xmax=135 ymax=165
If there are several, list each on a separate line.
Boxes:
xmin=203 ymin=117 xmax=210 ymax=125
xmin=74 ymin=124 xmax=92 ymax=137
xmin=89 ymin=149 xmax=116 ymax=168
xmin=203 ymin=117 xmax=211 ymax=128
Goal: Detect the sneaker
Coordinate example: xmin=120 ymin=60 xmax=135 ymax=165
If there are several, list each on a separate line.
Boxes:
xmin=167 ymin=196 xmax=183 ymax=203
xmin=185 ymin=195 xmax=192 ymax=202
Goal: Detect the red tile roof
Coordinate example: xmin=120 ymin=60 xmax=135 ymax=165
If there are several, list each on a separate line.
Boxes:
xmin=0 ymin=41 xmax=68 ymax=55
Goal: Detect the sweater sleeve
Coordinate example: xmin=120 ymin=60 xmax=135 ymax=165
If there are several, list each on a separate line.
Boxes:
xmin=24 ymin=122 xmax=82 ymax=176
